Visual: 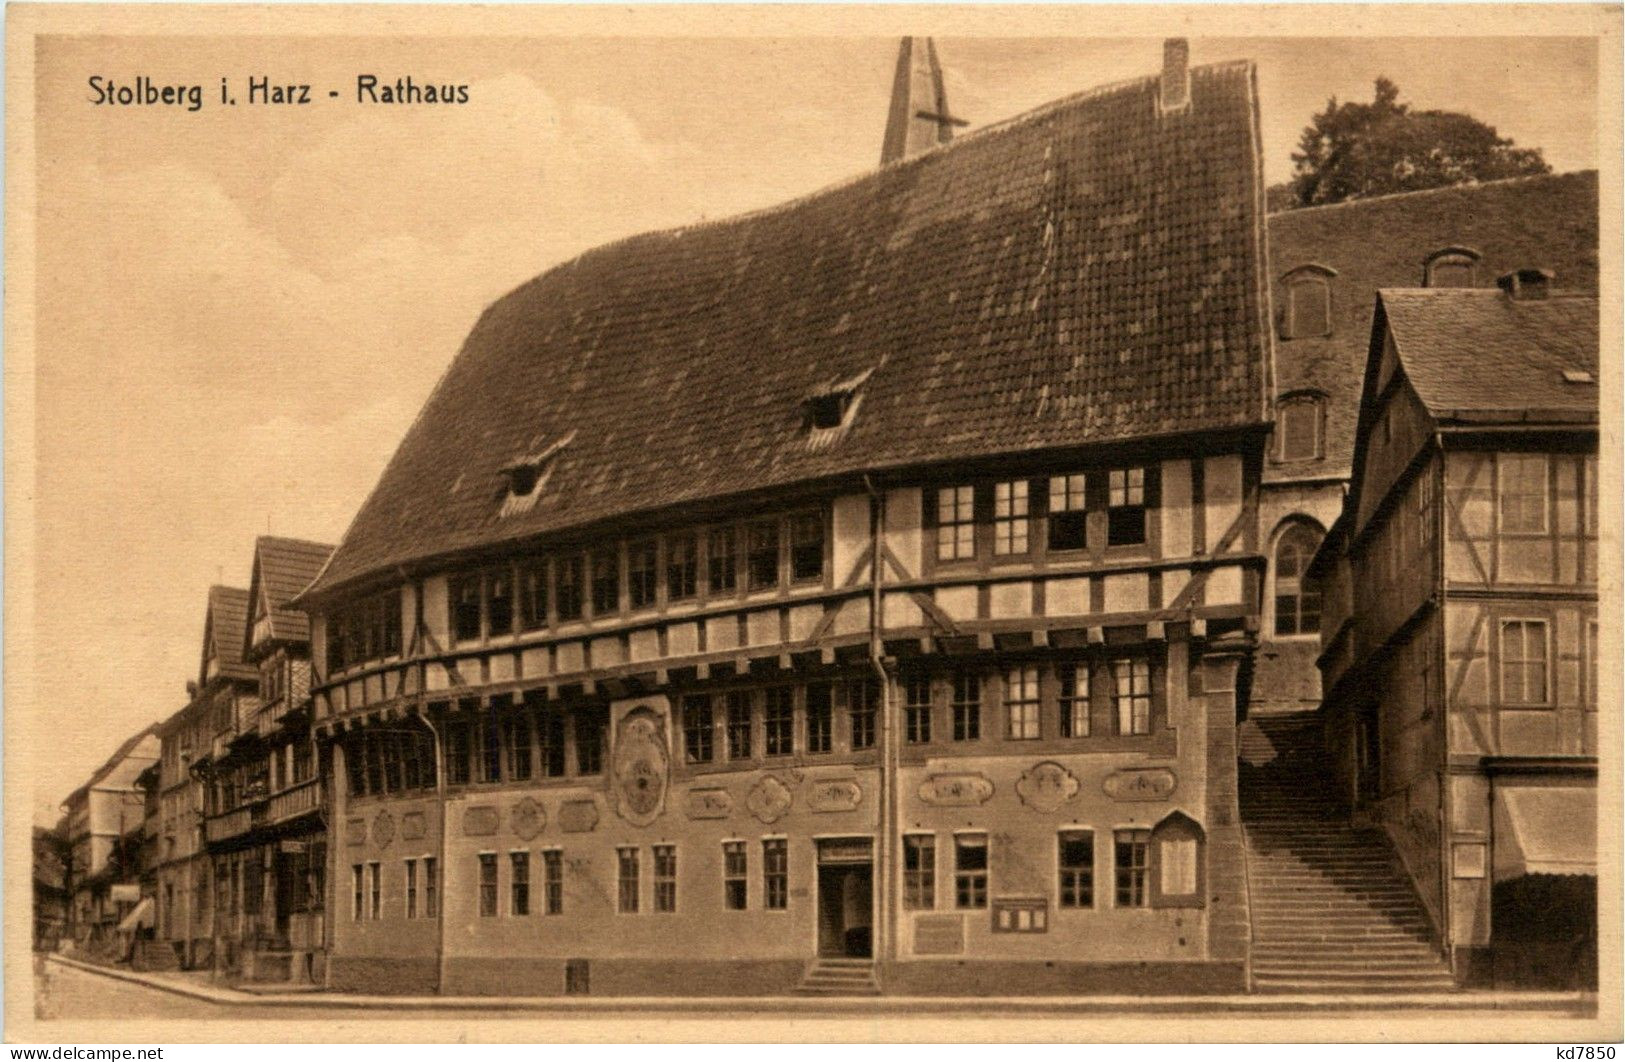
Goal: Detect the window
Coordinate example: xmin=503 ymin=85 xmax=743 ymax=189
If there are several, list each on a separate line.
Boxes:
xmin=952 ymin=674 xmax=981 ymax=741
xmin=505 ymin=713 xmax=532 ymax=782
xmin=1586 ymin=456 xmax=1599 ymax=536
xmin=723 ymin=841 xmax=748 ymax=910
xmin=954 ymin=834 xmax=988 ymax=909
xmin=351 ymin=864 xmax=363 ymax=921
xmin=451 ymin=575 xmax=481 ymax=643
xmin=667 ymin=534 xmax=698 ymax=601
xmin=555 ymin=555 xmax=584 ymax=621
xmin=764 ymin=687 xmax=794 ymax=756
xmin=617 ymin=847 xmax=639 ymax=913
xmin=1059 ymin=831 xmax=1094 ymax=908
xmin=1048 ymin=474 xmax=1088 ymax=551
xmin=763 ymin=839 xmax=788 ymax=910
xmin=904 ymin=674 xmax=932 ymax=744
xmin=444 ymin=718 xmax=471 ymax=786
xmin=478 ymin=713 xmax=502 ymax=784
xmin=368 ymin=862 xmax=381 ymax=920
xmin=1284 ymin=271 xmax=1332 ymax=338
xmin=590 ymin=548 xmax=620 ymax=615
xmin=1107 ymin=468 xmax=1148 ymax=546
xmin=747 ymin=521 xmax=781 ymax=590
xmin=575 ymin=708 xmax=605 ymax=776
xmin=725 ymin=691 xmax=752 ymax=760
xmin=424 ymin=857 xmax=438 ymax=918
xmin=903 ymin=834 xmax=935 ymax=910
xmin=511 ymin=852 xmax=530 ymax=916
xmin=1424 ymin=247 xmax=1480 ymax=288
xmin=487 ymin=570 xmax=514 ymax=636
xmin=1005 ymin=666 xmax=1040 ymax=740
xmin=519 ymin=559 xmax=548 ymax=631
xmin=708 ymin=528 xmax=737 ymax=595
xmin=1586 ymin=620 xmax=1599 ymax=708
xmin=849 ymin=678 xmax=878 ymax=750
xmin=653 ymin=845 xmax=677 ymax=913
xmin=937 ymin=486 xmax=976 ymax=560
xmin=791 ymin=513 xmax=825 ymax=583
xmin=993 ymin=480 xmax=1030 ymax=555
xmin=1500 ymin=619 xmax=1550 ymax=705
xmin=1499 ymin=454 xmax=1549 ymax=534
xmin=478 ymin=853 xmax=498 ymax=917
xmin=682 ymin=694 xmax=714 ymax=764
xmin=1278 ymin=394 xmax=1324 ymax=462
xmin=1113 ymin=659 xmax=1152 ymax=736
xmin=542 ymin=850 xmax=563 ymax=915
xmin=1059 ymin=664 xmax=1090 ymax=738
xmin=525 ymin=710 xmax=561 ymax=778
xmin=806 ymin=683 xmax=833 ymax=754
xmin=1114 ymin=830 xmax=1149 ymax=907
xmin=628 ymin=540 xmax=658 ymax=609
xmin=405 ymin=859 xmax=418 ymax=919
xmin=1417 ymin=470 xmax=1436 ymax=551
xmin=1274 ymin=523 xmax=1324 ymax=636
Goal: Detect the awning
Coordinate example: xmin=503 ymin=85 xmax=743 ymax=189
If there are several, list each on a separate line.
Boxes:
xmin=1494 ymin=786 xmax=1596 ymax=878
xmin=116 ymin=896 xmax=154 ymax=932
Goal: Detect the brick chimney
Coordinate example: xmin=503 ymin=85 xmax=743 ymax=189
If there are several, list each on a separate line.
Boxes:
xmin=1160 ymin=38 xmax=1191 ymax=113
xmin=1498 ymin=267 xmax=1554 ymax=301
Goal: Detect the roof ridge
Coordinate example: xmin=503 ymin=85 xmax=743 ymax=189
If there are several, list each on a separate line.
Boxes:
xmin=1268 ymin=169 xmax=1597 ymax=218
xmin=542 ymin=60 xmax=1253 ymax=281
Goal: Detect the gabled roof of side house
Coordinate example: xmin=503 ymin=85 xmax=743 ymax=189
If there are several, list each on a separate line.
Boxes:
xmin=244 ymin=536 xmax=334 ymax=649
xmin=61 ymin=724 xmax=161 ymax=809
xmin=303 ymin=60 xmax=1271 ymax=601
xmin=1378 ymin=288 xmax=1599 ymax=424
xmin=201 ymin=585 xmax=256 ymax=684
xmin=1264 ymin=170 xmax=1599 ymax=483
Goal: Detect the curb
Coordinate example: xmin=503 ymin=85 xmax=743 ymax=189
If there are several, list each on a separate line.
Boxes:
xmin=45 ymin=955 xmax=1598 ymax=1016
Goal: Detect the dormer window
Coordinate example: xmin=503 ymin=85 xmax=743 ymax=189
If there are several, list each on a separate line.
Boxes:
xmin=1280 ymin=264 xmax=1336 ymax=340
xmin=1276 ymin=392 xmax=1326 ymax=462
xmin=498 ymin=430 xmax=576 ymax=518
xmin=1423 ymin=246 xmax=1481 ymax=288
xmin=802 ymin=367 xmax=875 ymax=447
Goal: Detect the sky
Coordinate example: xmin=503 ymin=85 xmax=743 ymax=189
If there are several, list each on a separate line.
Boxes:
xmin=27 ymin=31 xmax=1599 ymax=819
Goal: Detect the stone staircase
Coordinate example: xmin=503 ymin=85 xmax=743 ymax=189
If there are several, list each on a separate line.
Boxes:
xmin=131 ymin=938 xmax=181 ymax=973
xmin=1240 ymin=710 xmax=1456 ymax=994
xmin=792 ymin=958 xmax=881 ymax=996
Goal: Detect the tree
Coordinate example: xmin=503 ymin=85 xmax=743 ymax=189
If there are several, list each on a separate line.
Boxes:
xmin=1286 ymin=77 xmax=1549 ymax=208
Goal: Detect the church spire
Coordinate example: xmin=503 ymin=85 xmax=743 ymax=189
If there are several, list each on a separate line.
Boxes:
xmin=880 ymin=37 xmax=965 ymax=166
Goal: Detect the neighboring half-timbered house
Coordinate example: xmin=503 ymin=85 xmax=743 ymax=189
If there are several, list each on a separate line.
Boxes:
xmin=1312 ymin=276 xmax=1599 ymax=989
xmin=196 ymin=538 xmax=334 ymax=983
xmin=294 ymin=41 xmax=1276 ymax=997
xmin=1254 ymin=171 xmax=1598 ymax=714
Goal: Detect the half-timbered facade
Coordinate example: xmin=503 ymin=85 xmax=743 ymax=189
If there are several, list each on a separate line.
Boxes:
xmin=294 ymin=41 xmax=1274 ymax=997
xmin=196 ymin=538 xmax=334 ymax=983
xmin=1312 ymin=276 xmax=1599 ymax=988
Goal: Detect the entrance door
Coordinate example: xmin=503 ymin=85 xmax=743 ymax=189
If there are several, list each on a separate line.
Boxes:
xmin=816 ymin=838 xmax=873 ymax=958
xmin=1355 ymin=700 xmax=1381 ymax=807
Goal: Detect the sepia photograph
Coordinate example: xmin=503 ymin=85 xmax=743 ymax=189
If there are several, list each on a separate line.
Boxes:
xmin=4 ymin=3 xmax=1619 ymax=1046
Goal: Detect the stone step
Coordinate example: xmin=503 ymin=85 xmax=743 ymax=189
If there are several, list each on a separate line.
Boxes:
xmin=1252 ymin=959 xmax=1451 ymax=975
xmin=1253 ymin=976 xmax=1458 ymax=993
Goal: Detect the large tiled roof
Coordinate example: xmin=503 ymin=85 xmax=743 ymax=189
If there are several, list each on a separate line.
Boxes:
xmin=306 ymin=61 xmax=1270 ymax=598
xmin=1264 ymin=171 xmax=1598 ymax=482
xmin=204 ymin=585 xmax=255 ymax=681
xmin=249 ymin=536 xmax=333 ymax=645
xmin=1378 ymin=288 xmax=1599 ymax=423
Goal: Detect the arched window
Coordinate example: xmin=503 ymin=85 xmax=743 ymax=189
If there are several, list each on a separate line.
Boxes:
xmin=1276 ymin=392 xmax=1325 ymax=462
xmin=1279 ymin=264 xmax=1336 ymax=339
xmin=1423 ymin=246 xmax=1481 ymax=288
xmin=1274 ymin=522 xmax=1324 ymax=636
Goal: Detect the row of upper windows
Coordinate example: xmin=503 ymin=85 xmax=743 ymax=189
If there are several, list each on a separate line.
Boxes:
xmin=933 ymin=467 xmax=1156 ymax=562
xmin=1279 ymin=249 xmax=1482 ymax=341
xmin=1454 ymin=453 xmax=1601 ymax=538
xmin=341 ymin=660 xmax=1165 ymax=801
xmin=1497 ymin=616 xmax=1599 ymax=709
xmin=448 ymin=511 xmax=827 ymax=646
